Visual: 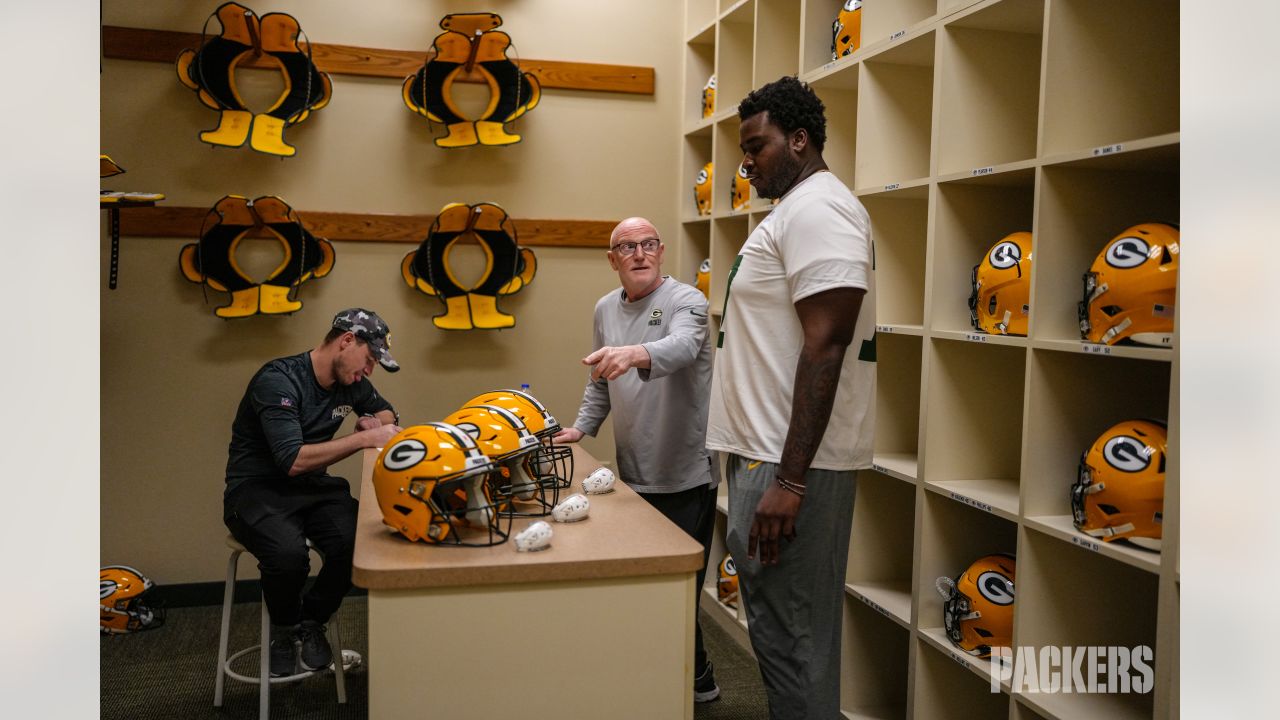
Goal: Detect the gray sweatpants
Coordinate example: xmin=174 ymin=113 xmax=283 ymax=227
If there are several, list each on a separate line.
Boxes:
xmin=724 ymin=454 xmax=857 ymax=720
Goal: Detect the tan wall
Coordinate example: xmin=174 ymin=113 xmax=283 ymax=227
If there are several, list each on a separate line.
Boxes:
xmin=100 ymin=0 xmax=682 ymax=583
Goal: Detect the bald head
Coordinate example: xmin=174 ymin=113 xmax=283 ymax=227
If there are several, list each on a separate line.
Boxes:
xmin=606 ymin=216 xmax=666 ymax=302
xmin=610 ymin=217 xmax=661 ymax=247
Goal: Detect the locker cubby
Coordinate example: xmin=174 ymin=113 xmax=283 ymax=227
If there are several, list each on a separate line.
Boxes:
xmin=682 ymin=131 xmax=714 ymax=221
xmin=914 ymin=636 xmax=1009 ymax=720
xmin=846 ymin=469 xmax=915 ymax=627
xmin=861 ymin=186 xmax=927 ymax=327
xmin=710 ymin=214 xmax=750 ymax=314
xmin=1021 ymin=349 xmax=1169 ymax=573
xmin=1031 ymin=145 xmax=1179 ymax=350
xmin=863 ymin=0 xmax=939 ymax=49
xmin=802 ymin=0 xmax=848 ymax=76
xmin=872 ymin=332 xmax=922 ymax=480
xmin=939 ymin=0 xmax=984 ymax=19
xmin=921 ymin=339 xmax=1025 ymax=520
xmin=935 ymin=0 xmax=1044 ymax=175
xmin=720 ymin=0 xmax=746 ymax=13
xmin=685 ymin=28 xmax=717 ymax=129
xmin=841 ymin=595 xmax=910 ymax=719
xmin=754 ymin=0 xmax=800 ymax=87
xmin=677 ymin=218 xmax=711 ymax=291
xmin=688 ymin=0 xmax=718 ymax=38
xmin=712 ymin=116 xmax=745 ymax=217
xmin=809 ymin=69 xmax=860 ymax=190
xmin=1040 ymin=0 xmax=1179 ymax=156
xmin=702 ymin=506 xmax=742 ymax=623
xmin=716 ymin=0 xmax=756 ymax=117
xmin=1013 ymin=698 xmax=1053 ymax=720
xmin=931 ymin=170 xmax=1035 ymax=336
xmin=1015 ymin=527 xmax=1159 ymax=720
xmin=855 ymin=32 xmax=936 ymax=190
xmin=917 ymin=491 xmax=1018 ymax=646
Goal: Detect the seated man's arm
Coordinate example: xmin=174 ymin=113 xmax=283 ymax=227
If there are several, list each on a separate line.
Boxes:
xmin=288 ymin=425 xmax=399 ymax=476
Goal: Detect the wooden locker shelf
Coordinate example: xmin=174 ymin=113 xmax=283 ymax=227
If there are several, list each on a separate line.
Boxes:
xmin=842 ymin=596 xmax=911 ymax=718
xmin=679 ymin=0 xmax=1178 ymax=716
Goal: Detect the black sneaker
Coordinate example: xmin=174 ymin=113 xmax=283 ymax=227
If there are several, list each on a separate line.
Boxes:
xmin=298 ymin=620 xmax=333 ymax=671
xmin=694 ymin=660 xmax=720 ymax=702
xmin=269 ymin=624 xmax=298 ymax=678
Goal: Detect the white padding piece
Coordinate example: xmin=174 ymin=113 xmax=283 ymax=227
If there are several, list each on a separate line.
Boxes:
xmin=514 ymin=521 xmax=553 ymax=552
xmin=582 ymin=467 xmax=616 ymax=494
xmin=552 ymin=493 xmax=591 ymax=523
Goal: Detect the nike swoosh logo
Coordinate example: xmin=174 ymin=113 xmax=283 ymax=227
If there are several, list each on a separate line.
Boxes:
xmin=747 ymin=461 xmax=762 ymax=471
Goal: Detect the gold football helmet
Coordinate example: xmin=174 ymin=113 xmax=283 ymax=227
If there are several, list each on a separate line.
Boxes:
xmin=832 ymin=0 xmax=863 ymax=60
xmin=936 ymin=554 xmax=1015 ymax=658
xmin=1079 ymin=222 xmax=1179 ymax=346
xmin=701 ymin=74 xmax=716 ymax=119
xmin=372 ymin=422 xmax=509 ymax=546
xmin=445 ymin=403 xmax=557 ymax=516
xmin=1073 ymin=419 xmax=1166 ymax=550
xmin=717 ymin=554 xmax=739 ymax=608
xmin=731 ymin=162 xmax=751 ymax=211
xmin=969 ymin=231 xmax=1033 ymax=336
xmin=694 ymin=162 xmax=713 ymax=216
xmin=464 ymin=389 xmax=574 ymax=492
xmin=695 ymin=258 xmax=711 ymax=299
xmin=101 ymin=565 xmax=165 ymax=635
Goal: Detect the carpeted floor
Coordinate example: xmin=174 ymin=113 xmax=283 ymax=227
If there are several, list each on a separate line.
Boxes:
xmin=101 ymin=596 xmax=769 ymax=719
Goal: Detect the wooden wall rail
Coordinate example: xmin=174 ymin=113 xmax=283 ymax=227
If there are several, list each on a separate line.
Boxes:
xmin=117 ymin=206 xmax=614 ymax=248
xmin=102 ymin=25 xmax=655 ymax=95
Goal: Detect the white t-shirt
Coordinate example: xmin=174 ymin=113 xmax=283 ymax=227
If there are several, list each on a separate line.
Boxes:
xmin=706 ymin=170 xmax=877 ymax=471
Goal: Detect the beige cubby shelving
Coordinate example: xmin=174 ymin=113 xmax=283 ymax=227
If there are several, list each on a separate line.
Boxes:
xmin=872 ymin=333 xmax=921 ymax=481
xmin=842 ymin=594 xmax=911 ymax=719
xmin=679 ymin=0 xmax=1178 ymax=716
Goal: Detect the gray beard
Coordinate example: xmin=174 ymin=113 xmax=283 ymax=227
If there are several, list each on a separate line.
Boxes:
xmin=755 ymin=152 xmax=803 ymax=199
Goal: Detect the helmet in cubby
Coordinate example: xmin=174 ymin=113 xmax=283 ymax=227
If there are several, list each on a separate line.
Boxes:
xmin=968 ymin=231 xmax=1033 ymax=335
xmin=1079 ymin=222 xmax=1179 ymax=347
xmin=936 ymin=553 xmax=1015 ymax=658
xmin=372 ymin=422 xmax=509 ymax=546
xmin=701 ymin=74 xmax=716 ymax=119
xmin=1073 ymin=418 xmax=1166 ymax=550
xmin=831 ymin=1 xmax=863 ymax=60
xmin=695 ymin=258 xmax=711 ymax=299
xmin=717 ymin=554 xmax=739 ymax=608
xmin=731 ymin=162 xmax=751 ymax=211
xmin=694 ymin=162 xmax=713 ymax=216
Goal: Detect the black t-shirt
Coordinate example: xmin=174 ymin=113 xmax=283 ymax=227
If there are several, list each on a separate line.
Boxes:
xmin=225 ymin=351 xmax=395 ymax=496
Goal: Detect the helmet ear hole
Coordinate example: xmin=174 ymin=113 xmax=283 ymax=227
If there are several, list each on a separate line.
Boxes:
xmin=974 ymin=627 xmax=993 ymax=638
xmin=1100 ymin=305 xmax=1123 ymax=317
xmin=1097 ymin=503 xmax=1121 ymax=516
xmin=1160 ymin=247 xmax=1174 ymax=264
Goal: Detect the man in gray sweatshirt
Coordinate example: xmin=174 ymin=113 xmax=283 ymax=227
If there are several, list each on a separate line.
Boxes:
xmin=554 ymin=216 xmax=721 ymax=702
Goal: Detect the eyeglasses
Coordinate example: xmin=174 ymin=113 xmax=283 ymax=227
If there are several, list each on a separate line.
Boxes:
xmin=610 ymin=239 xmax=661 ymax=257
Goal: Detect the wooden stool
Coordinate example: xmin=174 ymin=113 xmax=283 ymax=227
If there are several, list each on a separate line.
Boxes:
xmin=213 ymin=534 xmax=359 ymax=719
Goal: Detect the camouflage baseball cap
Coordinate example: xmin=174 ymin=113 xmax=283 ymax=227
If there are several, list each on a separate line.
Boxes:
xmin=332 ymin=308 xmax=400 ymax=372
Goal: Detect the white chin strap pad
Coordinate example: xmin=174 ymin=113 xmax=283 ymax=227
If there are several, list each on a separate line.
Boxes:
xmin=582 ymin=467 xmax=616 ymax=494
xmin=552 ymin=493 xmax=591 ymax=523
xmin=514 ymin=521 xmax=553 ymax=552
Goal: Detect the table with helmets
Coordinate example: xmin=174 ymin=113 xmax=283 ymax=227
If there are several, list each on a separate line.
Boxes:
xmin=353 ymin=444 xmax=704 ymax=719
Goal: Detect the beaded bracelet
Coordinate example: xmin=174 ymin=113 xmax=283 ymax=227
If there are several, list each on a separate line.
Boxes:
xmin=775 ymin=475 xmax=806 ymax=497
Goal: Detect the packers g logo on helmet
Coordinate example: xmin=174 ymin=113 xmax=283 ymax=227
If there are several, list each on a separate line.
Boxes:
xmin=718 ymin=554 xmax=739 ymax=608
xmin=1079 ymin=222 xmax=1179 ymax=347
xmin=372 ymin=422 xmax=510 ymax=546
xmin=731 ymin=162 xmax=751 ymax=211
xmin=701 ymin=74 xmax=716 ymax=118
xmin=969 ymin=231 xmax=1032 ymax=336
xmin=695 ymin=257 xmax=711 ymax=299
xmin=831 ymin=0 xmax=863 ymax=60
xmin=694 ymin=162 xmax=713 ymax=216
xmin=935 ymin=554 xmax=1015 ymax=658
xmin=1073 ymin=419 xmax=1166 ymax=550
xmin=101 ymin=565 xmax=165 ymax=635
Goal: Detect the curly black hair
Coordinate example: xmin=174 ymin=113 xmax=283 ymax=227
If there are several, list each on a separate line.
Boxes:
xmin=738 ymin=76 xmax=827 ymax=153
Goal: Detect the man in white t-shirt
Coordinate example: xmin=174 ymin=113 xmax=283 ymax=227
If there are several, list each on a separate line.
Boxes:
xmin=706 ymin=76 xmax=876 ymax=720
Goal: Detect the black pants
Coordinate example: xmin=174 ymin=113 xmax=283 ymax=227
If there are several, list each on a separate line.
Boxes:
xmin=637 ymin=483 xmax=718 ymax=675
xmin=224 ymin=480 xmax=357 ymax=627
